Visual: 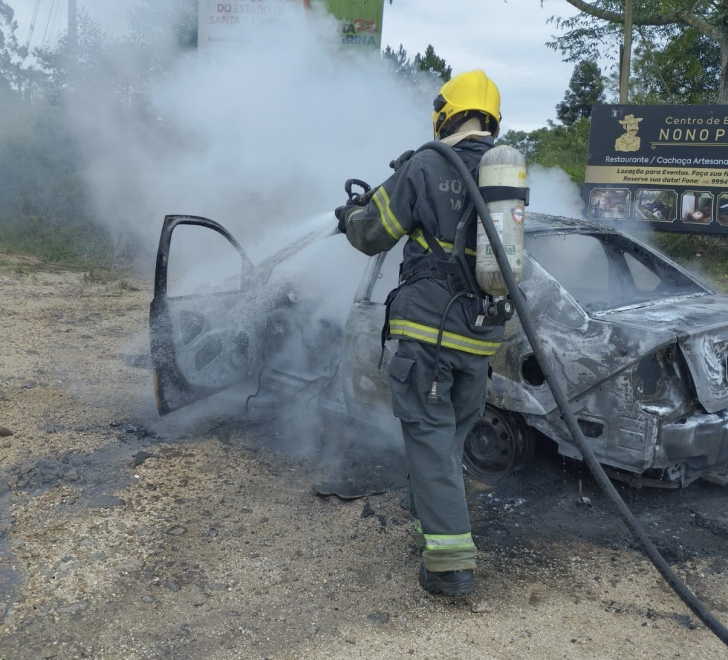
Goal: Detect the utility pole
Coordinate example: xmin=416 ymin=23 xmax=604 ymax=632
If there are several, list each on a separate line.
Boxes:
xmin=68 ymin=0 xmax=77 ymax=51
xmin=619 ymin=0 xmax=633 ymax=103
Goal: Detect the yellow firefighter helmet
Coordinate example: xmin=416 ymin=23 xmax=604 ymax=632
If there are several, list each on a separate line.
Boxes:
xmin=432 ymin=69 xmax=501 ymax=139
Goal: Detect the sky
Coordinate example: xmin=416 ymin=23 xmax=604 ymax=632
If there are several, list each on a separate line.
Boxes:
xmin=9 ymin=0 xmax=594 ymax=133
xmin=381 ymin=0 xmax=585 ymax=132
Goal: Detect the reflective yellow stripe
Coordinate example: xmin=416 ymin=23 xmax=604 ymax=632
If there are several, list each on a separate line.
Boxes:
xmin=373 ymin=187 xmax=406 ymax=240
xmin=414 ymin=518 xmax=423 ymax=533
xmin=410 ymin=228 xmax=430 ymax=251
xmin=389 ymin=319 xmax=500 ymax=356
xmin=424 ymin=532 xmax=475 ymax=551
xmin=410 ymin=227 xmax=476 ymax=257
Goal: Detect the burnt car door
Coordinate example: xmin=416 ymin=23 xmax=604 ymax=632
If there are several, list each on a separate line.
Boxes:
xmin=150 ymin=215 xmax=360 ymax=417
xmin=150 ymin=215 xmax=268 ymax=415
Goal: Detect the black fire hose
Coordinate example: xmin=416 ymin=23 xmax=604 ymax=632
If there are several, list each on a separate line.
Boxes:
xmin=419 ymin=140 xmax=728 ymax=646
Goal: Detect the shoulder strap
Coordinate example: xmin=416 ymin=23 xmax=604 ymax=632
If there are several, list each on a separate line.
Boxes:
xmin=418 ymin=225 xmax=450 ymax=261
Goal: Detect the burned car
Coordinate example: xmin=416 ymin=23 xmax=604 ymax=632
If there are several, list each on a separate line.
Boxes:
xmin=150 ymin=213 xmax=728 ymax=487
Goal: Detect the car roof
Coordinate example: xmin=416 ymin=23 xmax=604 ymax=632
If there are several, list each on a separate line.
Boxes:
xmin=524 ymin=213 xmax=616 ymax=236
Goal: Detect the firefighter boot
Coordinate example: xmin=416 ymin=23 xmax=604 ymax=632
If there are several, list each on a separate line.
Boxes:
xmin=419 ymin=563 xmax=474 ymax=596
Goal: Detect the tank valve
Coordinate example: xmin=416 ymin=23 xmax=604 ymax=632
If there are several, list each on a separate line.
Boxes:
xmin=498 ymin=299 xmax=515 ymax=320
xmin=486 ymin=299 xmax=515 ymax=320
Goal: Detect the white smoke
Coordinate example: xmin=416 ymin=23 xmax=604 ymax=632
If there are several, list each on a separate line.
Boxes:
xmin=53 ymin=6 xmax=588 ymax=471
xmin=526 ymin=165 xmax=586 ymax=219
xmin=51 ymin=5 xmax=429 ymax=467
xmin=68 ymin=9 xmax=430 ymax=254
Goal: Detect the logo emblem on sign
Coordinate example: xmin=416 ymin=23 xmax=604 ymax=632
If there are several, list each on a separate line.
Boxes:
xmin=354 ymin=18 xmax=377 ymax=33
xmin=511 ymin=207 xmax=524 ymax=224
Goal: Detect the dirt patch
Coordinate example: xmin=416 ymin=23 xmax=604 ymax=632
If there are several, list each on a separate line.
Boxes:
xmin=1 ymin=254 xmax=727 ymax=659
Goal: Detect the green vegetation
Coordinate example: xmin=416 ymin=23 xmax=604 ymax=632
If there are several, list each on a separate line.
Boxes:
xmin=556 ymin=60 xmax=605 ymax=126
xmin=383 ymin=43 xmax=452 ymax=84
xmin=0 ymin=92 xmax=116 ymax=265
xmin=653 ymin=233 xmax=728 ymax=291
xmin=0 ymin=1 xmax=171 ymax=268
xmin=551 ymin=1 xmax=727 ymax=103
xmin=497 ymin=56 xmax=600 ymax=184
xmin=499 ymin=118 xmax=591 ymax=184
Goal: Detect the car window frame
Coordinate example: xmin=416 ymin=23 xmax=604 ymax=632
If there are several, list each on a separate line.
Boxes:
xmin=524 ymin=228 xmax=711 ymax=312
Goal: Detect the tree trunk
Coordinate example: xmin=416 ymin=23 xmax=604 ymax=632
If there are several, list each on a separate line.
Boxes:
xmin=720 ymin=41 xmax=728 ymax=104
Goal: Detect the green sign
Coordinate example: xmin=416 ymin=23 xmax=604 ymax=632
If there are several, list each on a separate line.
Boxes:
xmin=315 ymin=0 xmax=385 ymax=49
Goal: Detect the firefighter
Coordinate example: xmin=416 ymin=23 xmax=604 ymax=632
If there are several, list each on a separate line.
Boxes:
xmin=335 ymin=70 xmax=505 ymax=595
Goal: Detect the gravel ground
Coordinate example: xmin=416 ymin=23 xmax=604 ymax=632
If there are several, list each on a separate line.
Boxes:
xmin=0 ymin=253 xmax=727 ymax=659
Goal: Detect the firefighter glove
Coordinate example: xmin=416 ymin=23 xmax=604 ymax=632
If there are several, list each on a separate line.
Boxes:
xmin=389 ymin=149 xmax=415 ymax=172
xmin=335 ymin=206 xmax=349 ymax=234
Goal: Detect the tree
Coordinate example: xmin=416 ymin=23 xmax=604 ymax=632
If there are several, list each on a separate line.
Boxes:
xmin=384 ymin=43 xmax=451 ymax=83
xmin=548 ymin=0 xmax=728 ymax=103
xmin=0 ymin=1 xmax=26 ymax=92
xmin=630 ymin=27 xmax=720 ymax=104
xmin=414 ymin=44 xmax=451 ymax=82
xmin=498 ymin=118 xmax=591 ymax=183
xmin=382 ymin=44 xmax=452 ymax=87
xmin=556 ymin=59 xmax=604 ymax=125
xmin=383 ymin=44 xmax=413 ymax=79
xmin=34 ymin=11 xmax=111 ymax=95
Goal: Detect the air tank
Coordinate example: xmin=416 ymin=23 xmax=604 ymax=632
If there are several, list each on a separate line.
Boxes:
xmin=476 ymin=145 xmax=527 ymax=296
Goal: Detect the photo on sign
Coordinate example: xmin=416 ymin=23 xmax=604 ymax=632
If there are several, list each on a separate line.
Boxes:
xmin=681 ymin=191 xmax=714 ymax=224
xmin=717 ymin=194 xmax=728 ymax=226
xmin=588 ymin=188 xmax=630 ymax=220
xmin=633 ymin=189 xmax=677 ymax=223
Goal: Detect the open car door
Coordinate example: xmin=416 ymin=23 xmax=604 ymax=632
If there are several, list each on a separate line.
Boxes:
xmin=150 ymin=214 xmax=351 ymax=417
xmin=150 ymin=215 xmax=265 ymax=415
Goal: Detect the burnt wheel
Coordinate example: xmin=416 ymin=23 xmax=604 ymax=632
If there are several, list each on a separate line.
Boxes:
xmin=463 ymin=405 xmax=534 ymax=485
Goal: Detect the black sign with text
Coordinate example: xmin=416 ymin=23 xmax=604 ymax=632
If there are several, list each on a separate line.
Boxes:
xmin=584 ymin=105 xmax=728 ymax=234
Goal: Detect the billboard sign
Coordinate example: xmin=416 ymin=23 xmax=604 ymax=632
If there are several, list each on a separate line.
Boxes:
xmin=198 ymin=0 xmax=384 ymax=52
xmin=316 ymin=0 xmax=385 ymax=49
xmin=584 ymin=105 xmax=728 ymax=234
xmin=198 ymin=0 xmax=309 ymax=51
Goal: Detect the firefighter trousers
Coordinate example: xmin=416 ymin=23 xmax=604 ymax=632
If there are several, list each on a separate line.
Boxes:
xmin=388 ymin=339 xmax=489 ymax=572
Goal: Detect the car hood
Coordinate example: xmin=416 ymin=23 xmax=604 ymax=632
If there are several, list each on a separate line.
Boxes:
xmin=595 ymin=293 xmax=728 ymax=413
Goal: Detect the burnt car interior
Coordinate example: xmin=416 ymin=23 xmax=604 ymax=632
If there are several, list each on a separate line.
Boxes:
xmin=151 ymin=215 xmax=371 ymax=417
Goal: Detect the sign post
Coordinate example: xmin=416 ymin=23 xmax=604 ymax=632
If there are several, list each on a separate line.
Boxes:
xmin=584 ymin=105 xmax=728 ymax=235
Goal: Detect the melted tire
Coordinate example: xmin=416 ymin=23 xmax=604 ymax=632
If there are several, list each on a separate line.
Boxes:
xmin=463 ymin=405 xmax=534 ymax=485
